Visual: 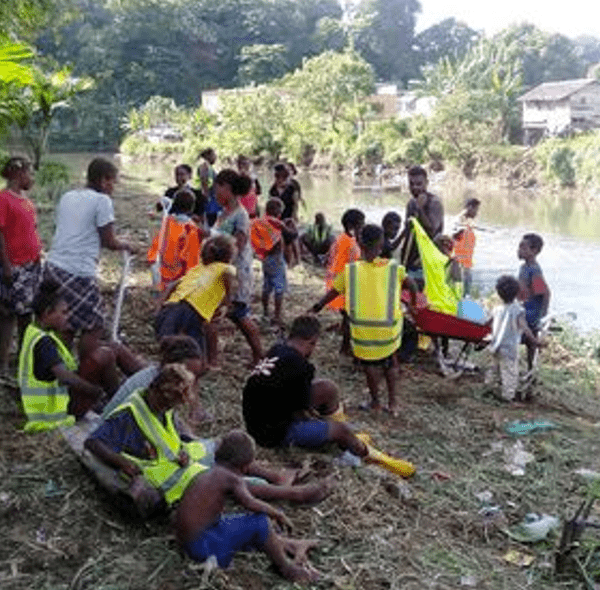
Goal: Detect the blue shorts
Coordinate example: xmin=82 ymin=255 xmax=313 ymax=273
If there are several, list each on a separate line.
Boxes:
xmin=226 ymin=300 xmax=251 ymax=322
xmin=183 ymin=513 xmax=270 ymax=568
xmin=155 ymin=301 xmax=205 ymax=351
xmin=283 ymin=419 xmax=330 ymax=448
xmin=262 ymin=255 xmax=287 ymax=296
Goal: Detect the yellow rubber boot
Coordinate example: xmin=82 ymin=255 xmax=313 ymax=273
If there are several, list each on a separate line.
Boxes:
xmin=357 ymin=435 xmax=416 ymax=478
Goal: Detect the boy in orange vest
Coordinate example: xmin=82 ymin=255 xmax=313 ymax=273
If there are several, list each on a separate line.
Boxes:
xmin=452 ymin=197 xmax=480 ymax=295
xmin=324 ymin=209 xmax=365 ymax=354
xmin=147 ymin=188 xmax=203 ymax=291
xmin=250 ymin=198 xmax=296 ymax=326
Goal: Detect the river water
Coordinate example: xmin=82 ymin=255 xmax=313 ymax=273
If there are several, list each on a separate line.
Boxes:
xmin=52 ymin=154 xmax=600 ymax=332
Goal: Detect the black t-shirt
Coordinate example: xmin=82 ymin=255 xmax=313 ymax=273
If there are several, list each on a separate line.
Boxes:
xmin=164 ymin=186 xmax=207 ymax=218
xmin=33 ymin=335 xmax=63 ymax=382
xmin=268 ymin=183 xmax=296 ymax=220
xmin=242 ymin=343 xmax=315 ymax=448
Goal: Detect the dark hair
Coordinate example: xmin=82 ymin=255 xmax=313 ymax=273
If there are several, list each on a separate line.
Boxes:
xmin=408 ymin=165 xmax=427 ymax=179
xmin=496 ymin=275 xmax=520 ymax=303
xmin=341 ymin=208 xmax=365 ymax=233
xmin=201 ymin=235 xmax=235 ymax=265
xmin=200 ymin=148 xmax=215 ymax=160
xmin=171 ymin=187 xmax=195 ymax=215
xmin=236 ymin=154 xmax=250 ymax=167
xmin=466 ymin=197 xmax=481 ymax=208
xmin=287 ymin=162 xmax=298 ymax=175
xmin=1 ymin=156 xmax=31 ymax=180
xmin=215 ymin=430 xmax=255 ymax=468
xmin=32 ymin=280 xmax=64 ymax=318
xmin=175 ymin=164 xmax=192 ymax=176
xmin=159 ymin=335 xmax=202 ymax=364
xmin=147 ymin=363 xmax=195 ymax=408
xmin=522 ymin=233 xmax=544 ymax=254
xmin=361 ymin=224 xmax=383 ymax=249
xmin=87 ymin=158 xmax=117 ymax=190
xmin=215 ymin=169 xmax=252 ymax=196
xmin=273 ymin=163 xmax=289 ymax=178
xmin=382 ymin=211 xmax=401 ymax=226
xmin=265 ymin=197 xmax=283 ymax=217
xmin=289 ymin=315 xmax=321 ymax=340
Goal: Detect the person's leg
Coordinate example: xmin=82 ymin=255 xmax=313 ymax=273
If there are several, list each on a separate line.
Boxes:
xmin=383 ymin=359 xmax=398 ymax=415
xmin=0 ymin=309 xmax=15 ymax=372
xmin=340 ymin=311 xmax=352 ymax=356
xmin=525 ymin=341 xmax=536 ymax=372
xmin=327 ymin=421 xmax=368 ymax=457
xmin=110 ymin=341 xmax=146 ymax=376
xmin=235 ymin=316 xmax=263 ymax=365
xmin=363 ymin=364 xmax=381 ymax=409
xmin=273 ymin=293 xmax=283 ymax=325
xmin=79 ymin=344 xmax=120 ymax=396
xmin=79 ymin=327 xmax=105 ymax=360
xmin=261 ymin=290 xmax=270 ymax=318
xmin=247 ymin=478 xmax=333 ymax=504
xmin=205 ymin=320 xmax=219 ymax=366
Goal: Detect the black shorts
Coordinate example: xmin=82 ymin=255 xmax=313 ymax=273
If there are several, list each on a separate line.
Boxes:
xmin=155 ymin=301 xmax=206 ymax=351
xmin=357 ymin=354 xmax=396 ymax=369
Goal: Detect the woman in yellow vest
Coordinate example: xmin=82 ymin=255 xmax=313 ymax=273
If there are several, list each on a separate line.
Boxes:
xmin=311 ymin=225 xmax=417 ymax=417
xmin=18 ymin=280 xmax=137 ymax=432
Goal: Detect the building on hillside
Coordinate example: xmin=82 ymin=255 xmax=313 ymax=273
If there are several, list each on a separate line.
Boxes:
xmin=518 ymin=79 xmax=600 ymax=145
xmin=365 ymin=84 xmax=437 ymax=120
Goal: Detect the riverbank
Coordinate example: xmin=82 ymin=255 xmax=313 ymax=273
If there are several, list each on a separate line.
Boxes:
xmin=3 ymin=173 xmax=600 ymax=589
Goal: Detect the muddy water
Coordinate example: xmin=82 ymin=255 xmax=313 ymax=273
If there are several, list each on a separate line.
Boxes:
xmin=51 ymin=154 xmax=600 ymax=332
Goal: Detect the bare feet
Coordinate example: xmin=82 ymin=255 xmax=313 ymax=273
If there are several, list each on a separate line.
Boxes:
xmin=271 ymin=461 xmax=311 ymax=486
xmin=282 ymin=537 xmax=319 ymax=563
xmin=383 ymin=405 xmax=399 ymax=418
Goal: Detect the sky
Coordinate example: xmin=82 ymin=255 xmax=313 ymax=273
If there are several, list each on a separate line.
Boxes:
xmin=416 ymin=0 xmax=600 ymax=39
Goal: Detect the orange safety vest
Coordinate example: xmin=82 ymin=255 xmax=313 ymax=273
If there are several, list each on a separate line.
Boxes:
xmin=250 ymin=216 xmax=282 ymax=260
xmin=453 ymin=226 xmax=475 ymax=269
xmin=147 ymin=217 xmax=202 ymax=289
xmin=325 ymin=233 xmax=361 ymax=310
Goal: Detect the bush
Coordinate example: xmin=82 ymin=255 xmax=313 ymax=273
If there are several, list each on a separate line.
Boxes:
xmin=34 ymin=161 xmax=70 ymax=203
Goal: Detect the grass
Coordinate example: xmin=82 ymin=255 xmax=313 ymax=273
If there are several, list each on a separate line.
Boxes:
xmin=3 ymin=168 xmax=600 ymax=589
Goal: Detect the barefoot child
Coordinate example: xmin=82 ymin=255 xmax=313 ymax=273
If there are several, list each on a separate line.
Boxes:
xmin=486 ymin=275 xmax=543 ymax=402
xmin=18 ymin=280 xmax=137 ymax=431
xmin=312 ymin=225 xmax=417 ymax=416
xmin=517 ymin=233 xmax=550 ymax=372
xmin=250 ymin=197 xmax=296 ymax=326
xmin=452 ymin=197 xmax=480 ymax=295
xmin=174 ymin=430 xmax=320 ymax=582
xmin=155 ymin=235 xmax=236 ymax=364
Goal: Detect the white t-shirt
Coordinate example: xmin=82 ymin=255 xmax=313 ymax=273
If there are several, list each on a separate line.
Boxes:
xmin=490 ymin=301 xmax=525 ymax=360
xmin=47 ymin=188 xmax=115 ymax=277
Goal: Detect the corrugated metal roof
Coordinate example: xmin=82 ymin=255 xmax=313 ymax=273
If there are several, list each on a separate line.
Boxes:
xmin=518 ymin=79 xmax=599 ymax=102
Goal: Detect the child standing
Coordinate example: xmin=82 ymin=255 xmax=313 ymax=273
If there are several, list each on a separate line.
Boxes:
xmin=381 ymin=211 xmax=402 ymax=259
xmin=324 ymin=208 xmax=365 ymax=354
xmin=155 ymin=236 xmax=236 ymax=364
xmin=236 ymin=155 xmax=261 ymax=219
xmin=174 ymin=430 xmax=319 ymax=582
xmin=0 ymin=157 xmax=43 ymax=374
xmin=214 ymin=169 xmax=263 ymax=365
xmin=517 ymin=233 xmax=550 ymax=371
xmin=250 ymin=197 xmax=296 ymax=326
xmin=313 ymin=225 xmax=416 ymax=416
xmin=486 ymin=275 xmax=542 ymax=402
xmin=198 ymin=148 xmax=220 ymax=227
xmin=147 ymin=188 xmax=203 ymax=291
xmin=452 ymin=197 xmax=480 ymax=295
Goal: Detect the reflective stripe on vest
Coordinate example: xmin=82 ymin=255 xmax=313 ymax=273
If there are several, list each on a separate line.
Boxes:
xmin=111 ymin=390 xmax=207 ymax=505
xmin=346 ymin=260 xmax=402 ymax=360
xmin=18 ymin=324 xmax=77 ymax=433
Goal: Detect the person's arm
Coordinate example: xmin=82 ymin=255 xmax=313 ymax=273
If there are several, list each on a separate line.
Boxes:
xmin=517 ymin=314 xmax=543 ymax=347
xmin=415 ymin=194 xmax=443 ymax=237
xmin=310 ymin=288 xmax=340 ymax=313
xmin=84 ymin=437 xmax=141 ymax=477
xmin=52 ymin=363 xmax=105 ymax=400
xmin=231 ymin=473 xmax=293 ymax=531
xmin=98 ymin=222 xmax=138 ymax=254
xmin=0 ymin=230 xmax=12 ymax=285
xmin=222 ymin=269 xmax=235 ymax=308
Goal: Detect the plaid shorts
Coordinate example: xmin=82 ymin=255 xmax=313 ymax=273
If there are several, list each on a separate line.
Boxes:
xmin=43 ymin=262 xmax=105 ymax=332
xmin=0 ymin=259 xmax=42 ymax=315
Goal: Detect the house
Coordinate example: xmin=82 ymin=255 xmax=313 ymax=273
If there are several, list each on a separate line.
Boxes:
xmin=518 ymin=79 xmax=600 ymax=145
xmin=365 ymin=84 xmax=437 ymax=120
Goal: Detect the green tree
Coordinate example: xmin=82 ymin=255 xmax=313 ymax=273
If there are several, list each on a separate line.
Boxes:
xmin=237 ymin=44 xmax=289 ymax=86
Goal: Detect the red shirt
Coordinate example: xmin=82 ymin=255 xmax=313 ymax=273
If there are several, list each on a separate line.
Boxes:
xmin=0 ymin=189 xmax=42 ymax=265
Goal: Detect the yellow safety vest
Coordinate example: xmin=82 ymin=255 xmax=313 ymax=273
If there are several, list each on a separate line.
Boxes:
xmin=346 ymin=259 xmax=404 ymax=361
xmin=109 ymin=390 xmax=208 ymax=505
xmin=18 ymin=324 xmax=77 ymax=433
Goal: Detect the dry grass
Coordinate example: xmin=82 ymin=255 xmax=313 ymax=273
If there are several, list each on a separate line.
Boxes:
xmin=2 ymin=184 xmax=600 ymax=590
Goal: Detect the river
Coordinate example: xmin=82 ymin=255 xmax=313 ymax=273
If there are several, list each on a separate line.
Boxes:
xmin=52 ymin=154 xmax=600 ymax=332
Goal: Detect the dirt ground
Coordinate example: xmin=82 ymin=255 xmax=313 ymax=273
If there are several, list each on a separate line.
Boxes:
xmin=2 ymin=177 xmax=600 ymax=590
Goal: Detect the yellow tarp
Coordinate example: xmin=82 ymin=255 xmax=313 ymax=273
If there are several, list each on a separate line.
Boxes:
xmin=411 ymin=218 xmax=462 ymax=315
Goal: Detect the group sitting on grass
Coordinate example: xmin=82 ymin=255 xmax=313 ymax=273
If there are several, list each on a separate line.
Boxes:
xmin=6 ymin=154 xmax=553 ymax=582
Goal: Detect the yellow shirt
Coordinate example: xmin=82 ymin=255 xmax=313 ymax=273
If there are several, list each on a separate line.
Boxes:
xmin=167 ymin=262 xmax=236 ymax=321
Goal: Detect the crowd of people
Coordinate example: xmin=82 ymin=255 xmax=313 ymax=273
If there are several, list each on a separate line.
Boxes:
xmin=0 ymin=151 xmax=551 ymax=582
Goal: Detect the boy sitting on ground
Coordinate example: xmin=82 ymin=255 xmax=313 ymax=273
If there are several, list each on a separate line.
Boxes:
xmin=312 ymin=225 xmax=417 ymax=417
xmin=300 ymin=212 xmax=333 ymax=265
xmin=486 ymin=275 xmax=543 ymax=402
xmin=250 ymin=197 xmax=297 ymax=326
xmin=18 ymin=280 xmax=138 ymax=431
xmin=174 ymin=429 xmax=320 ymax=582
xmin=517 ymin=233 xmax=550 ymax=372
